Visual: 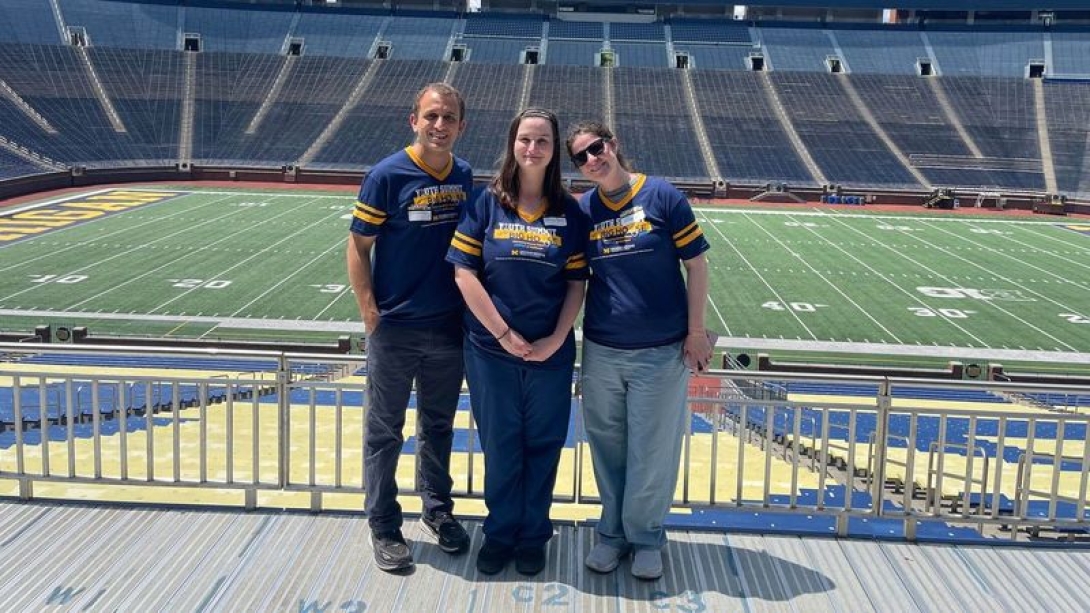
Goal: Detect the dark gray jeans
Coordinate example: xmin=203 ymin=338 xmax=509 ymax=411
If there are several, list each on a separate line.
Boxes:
xmin=364 ymin=321 xmax=464 ymax=534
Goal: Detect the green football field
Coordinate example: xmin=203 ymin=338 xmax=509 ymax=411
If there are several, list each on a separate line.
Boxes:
xmin=2 ymin=186 xmax=1089 ymax=373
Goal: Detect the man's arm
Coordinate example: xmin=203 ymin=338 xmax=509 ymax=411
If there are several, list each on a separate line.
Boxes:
xmin=347 ymin=233 xmax=380 ymax=332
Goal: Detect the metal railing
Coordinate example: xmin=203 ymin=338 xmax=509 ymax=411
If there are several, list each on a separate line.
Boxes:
xmin=2 ymin=342 xmax=1089 ymax=541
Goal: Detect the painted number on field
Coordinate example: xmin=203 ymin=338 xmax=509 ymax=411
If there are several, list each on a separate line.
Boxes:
xmin=311 ymin=284 xmax=346 ymax=293
xmin=909 ymin=307 xmax=975 ymax=318
xmin=876 ymin=223 xmax=915 ymax=231
xmin=167 ymin=278 xmax=232 ymax=289
xmin=762 ymin=301 xmax=828 ymax=312
xmin=29 ymin=274 xmax=87 ymax=284
xmin=236 ymin=202 xmax=268 ymax=207
xmin=784 ymin=221 xmax=819 ymax=228
xmin=1060 ymin=313 xmax=1090 ymax=324
xmin=968 ymin=227 xmax=1008 ymax=235
xmin=916 ymin=287 xmax=1033 ymax=302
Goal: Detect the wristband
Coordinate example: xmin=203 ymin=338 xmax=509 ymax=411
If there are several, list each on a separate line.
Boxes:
xmin=496 ymin=327 xmax=511 ymax=341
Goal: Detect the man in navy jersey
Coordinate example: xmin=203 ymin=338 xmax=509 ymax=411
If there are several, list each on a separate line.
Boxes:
xmin=347 ymin=83 xmax=472 ymax=572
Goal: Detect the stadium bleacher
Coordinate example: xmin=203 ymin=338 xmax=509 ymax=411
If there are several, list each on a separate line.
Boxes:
xmin=60 ymin=0 xmax=180 ymax=51
xmin=450 ymin=62 xmax=524 ymax=172
xmin=771 ymin=71 xmax=924 ymax=188
xmin=613 ymin=67 xmax=708 ymax=179
xmin=0 ymin=145 xmax=46 ymax=179
xmin=0 ymin=0 xmax=1086 ymax=195
xmin=310 ymin=59 xmax=447 ymax=169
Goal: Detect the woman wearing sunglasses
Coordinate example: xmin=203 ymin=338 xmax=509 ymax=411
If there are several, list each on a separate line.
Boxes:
xmin=565 ymin=121 xmax=712 ymax=581
xmin=446 ymin=108 xmax=588 ymax=576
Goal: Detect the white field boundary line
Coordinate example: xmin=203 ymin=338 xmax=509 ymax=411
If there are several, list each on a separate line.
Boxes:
xmin=3 ymin=306 xmax=1089 ymax=364
xmin=919 ymin=218 xmax=1090 ymax=298
xmin=64 ymin=195 xmax=332 ymax=312
xmin=694 ymin=206 xmax=1084 ymax=225
xmin=952 ymin=219 xmax=1090 ymax=275
xmin=0 ymin=308 xmax=360 ymax=332
xmin=800 ymin=214 xmax=990 ymax=346
xmin=0 ymin=193 xmax=244 ymax=302
xmin=1014 ymin=224 xmax=1090 ymax=262
xmin=0 ymin=189 xmax=204 ymax=261
xmin=0 ymin=190 xmax=236 ymax=270
xmin=715 ymin=336 xmax=1090 ymax=365
xmin=0 ymin=186 xmax=120 ymax=216
xmin=822 ymin=214 xmax=1074 ymax=351
xmin=703 ymin=211 xmax=819 ymax=340
xmin=102 ymin=188 xmax=355 ymax=200
xmin=752 ymin=212 xmax=904 ymax=343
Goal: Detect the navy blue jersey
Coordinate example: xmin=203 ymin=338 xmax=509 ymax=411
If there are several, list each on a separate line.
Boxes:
xmin=350 ymin=147 xmax=473 ymax=326
xmin=447 ymin=188 xmax=588 ymax=369
xmin=580 ymin=174 xmax=710 ymax=349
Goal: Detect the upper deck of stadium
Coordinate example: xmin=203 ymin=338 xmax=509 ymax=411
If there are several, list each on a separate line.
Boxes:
xmin=0 ymin=0 xmax=1087 ymax=204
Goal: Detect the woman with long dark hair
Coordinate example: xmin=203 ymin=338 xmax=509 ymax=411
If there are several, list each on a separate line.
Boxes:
xmin=446 ymin=108 xmax=588 ymax=576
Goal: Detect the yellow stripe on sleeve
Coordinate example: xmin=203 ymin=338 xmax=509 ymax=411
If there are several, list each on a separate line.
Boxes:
xmin=453 ymin=231 xmax=482 ymax=248
xmin=451 ymin=234 xmax=482 ymax=257
xmin=353 ymin=202 xmax=387 ymax=225
xmin=672 ymin=221 xmax=698 ymax=240
xmin=674 ymin=226 xmax=704 ymax=248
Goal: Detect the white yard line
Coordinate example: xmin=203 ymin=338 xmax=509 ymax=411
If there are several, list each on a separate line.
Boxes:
xmin=946 ymin=221 xmax=1090 ymax=276
xmin=816 ymin=215 xmax=992 ymax=346
xmin=832 ymin=217 xmax=1077 ymax=351
xmin=62 ymin=196 xmax=313 ymax=307
xmin=3 ymin=305 xmax=1089 ymax=364
xmin=695 ymin=206 xmax=1080 ymax=225
xmin=1014 ymin=224 xmax=1090 ymax=259
xmin=227 ymin=232 xmax=347 ymax=317
xmin=696 ymin=211 xmax=731 ymax=335
xmin=313 ymin=285 xmax=355 ymax=322
xmin=123 ymin=188 xmax=353 ymax=200
xmin=920 ymin=218 xmax=1090 ymax=295
xmin=892 ymin=221 xmax=1082 ymax=351
xmin=760 ymin=213 xmax=904 ymax=342
xmin=0 ymin=193 xmax=243 ymax=302
xmin=705 ymin=213 xmax=818 ymax=340
xmin=149 ymin=199 xmax=342 ymax=313
xmin=0 ymin=191 xmax=213 ymax=270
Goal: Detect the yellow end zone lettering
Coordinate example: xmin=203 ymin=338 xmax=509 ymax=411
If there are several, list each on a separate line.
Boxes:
xmin=0 ymin=189 xmax=183 ymax=245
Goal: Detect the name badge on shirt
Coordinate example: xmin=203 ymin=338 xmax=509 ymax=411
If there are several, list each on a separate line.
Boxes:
xmin=544 ymin=217 xmax=567 ymax=227
xmin=408 ymin=209 xmax=433 ymax=222
xmin=619 ymin=207 xmax=645 ymax=226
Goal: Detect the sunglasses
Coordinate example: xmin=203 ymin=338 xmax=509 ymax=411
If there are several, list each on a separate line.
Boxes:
xmin=570 ymin=138 xmax=610 ymax=168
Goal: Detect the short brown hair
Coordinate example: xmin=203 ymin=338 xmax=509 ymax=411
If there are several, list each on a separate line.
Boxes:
xmin=412 ymin=82 xmax=466 ymax=121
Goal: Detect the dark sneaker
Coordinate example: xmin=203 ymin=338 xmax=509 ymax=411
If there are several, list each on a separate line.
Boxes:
xmin=476 ymin=539 xmax=513 ymax=575
xmin=371 ymin=530 xmax=413 ymax=572
xmin=422 ymin=512 xmax=470 ymax=554
xmin=515 ymin=545 xmax=548 ymax=576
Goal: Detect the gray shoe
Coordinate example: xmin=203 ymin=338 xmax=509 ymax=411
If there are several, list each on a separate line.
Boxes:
xmin=631 ymin=549 xmax=663 ymax=580
xmin=585 ymin=543 xmax=628 ymax=573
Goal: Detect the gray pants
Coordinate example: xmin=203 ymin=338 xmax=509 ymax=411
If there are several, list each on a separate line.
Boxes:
xmin=581 ymin=338 xmax=690 ymax=550
xmin=364 ymin=321 xmax=464 ymax=534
